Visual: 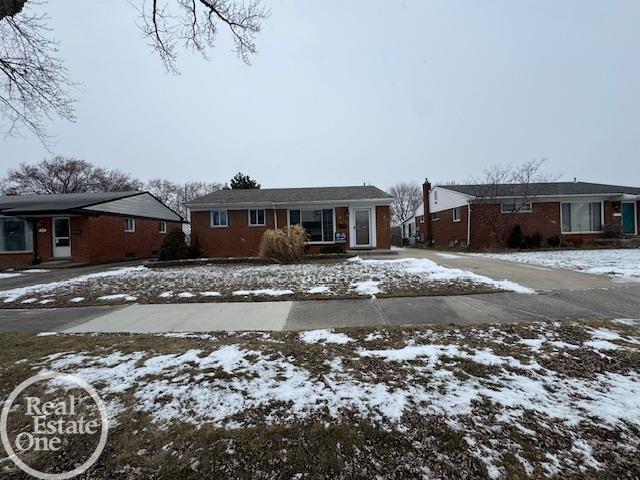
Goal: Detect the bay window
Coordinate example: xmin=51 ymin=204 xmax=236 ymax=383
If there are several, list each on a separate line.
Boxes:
xmin=0 ymin=217 xmax=33 ymax=252
xmin=561 ymin=202 xmax=602 ymax=233
xmin=289 ymin=209 xmax=334 ymax=242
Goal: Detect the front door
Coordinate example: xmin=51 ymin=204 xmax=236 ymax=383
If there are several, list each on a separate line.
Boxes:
xmin=354 ymin=209 xmax=371 ymax=247
xmin=52 ymin=217 xmax=71 ymax=258
xmin=622 ymin=203 xmax=637 ymax=235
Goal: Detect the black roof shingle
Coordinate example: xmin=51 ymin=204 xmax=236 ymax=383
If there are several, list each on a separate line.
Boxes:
xmin=441 ymin=181 xmax=640 ymax=198
xmin=0 ymin=191 xmax=142 ymax=213
xmin=186 ymin=185 xmax=393 ymax=206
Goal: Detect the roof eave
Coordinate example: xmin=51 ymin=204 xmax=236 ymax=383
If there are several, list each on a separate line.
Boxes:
xmin=186 ymin=197 xmax=394 ymax=210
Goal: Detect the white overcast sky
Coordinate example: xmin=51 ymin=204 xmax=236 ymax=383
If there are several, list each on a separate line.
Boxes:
xmin=1 ymin=0 xmax=639 ymax=190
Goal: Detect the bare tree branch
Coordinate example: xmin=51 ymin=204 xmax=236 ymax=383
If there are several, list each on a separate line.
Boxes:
xmin=389 ymin=182 xmax=422 ymax=225
xmin=140 ymin=0 xmax=269 ymax=71
xmin=468 ymin=159 xmax=559 ymax=247
xmin=2 ymin=157 xmax=143 ymax=194
xmin=0 ymin=2 xmax=74 ymax=146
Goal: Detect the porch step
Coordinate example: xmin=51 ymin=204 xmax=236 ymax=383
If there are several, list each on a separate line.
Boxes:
xmin=36 ymin=260 xmax=90 ymax=269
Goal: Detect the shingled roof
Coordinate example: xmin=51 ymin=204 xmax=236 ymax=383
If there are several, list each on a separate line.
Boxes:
xmin=186 ymin=186 xmax=393 ymax=206
xmin=441 ymin=182 xmax=640 ymax=198
xmin=0 ymin=191 xmax=143 ymax=213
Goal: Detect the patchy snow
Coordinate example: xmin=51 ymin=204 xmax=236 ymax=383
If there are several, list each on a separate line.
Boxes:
xmin=37 ymin=332 xmax=58 ymax=337
xmin=0 ymin=266 xmax=146 ymax=303
xmin=434 ymin=252 xmax=465 ymax=259
xmin=232 ymin=289 xmax=294 ymax=297
xmin=307 ymin=286 xmax=330 ymax=294
xmin=0 ymin=257 xmax=535 ymax=305
xmin=70 ymin=297 xmax=85 ymax=303
xmin=613 ymin=318 xmax=639 ymax=326
xmin=300 ymin=329 xmax=354 ymax=345
xmin=177 ymin=292 xmax=195 ymax=298
xmin=474 ymin=249 xmax=640 ymax=281
xmin=0 ymin=272 xmax=22 ymax=279
xmin=97 ymin=294 xmax=137 ymax=301
xmin=31 ymin=321 xmax=640 ymax=477
xmin=22 ymin=269 xmax=50 ymax=273
xmin=351 ymin=280 xmax=381 ymax=296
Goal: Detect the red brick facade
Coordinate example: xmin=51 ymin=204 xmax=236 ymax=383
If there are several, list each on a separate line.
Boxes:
xmin=0 ymin=215 xmax=181 ymax=268
xmin=426 ymin=200 xmax=634 ymax=249
xmin=191 ymin=205 xmax=391 ymax=257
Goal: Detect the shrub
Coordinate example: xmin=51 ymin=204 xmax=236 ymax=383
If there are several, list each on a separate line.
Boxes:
xmin=159 ymin=229 xmax=189 ymax=260
xmin=523 ymin=233 xmax=543 ymax=249
xmin=259 ymin=225 xmax=308 ymax=263
xmin=507 ymin=225 xmax=525 ymax=249
xmin=547 ymin=235 xmax=561 ymax=247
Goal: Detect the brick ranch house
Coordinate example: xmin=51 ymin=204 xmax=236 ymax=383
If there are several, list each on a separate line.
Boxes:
xmin=186 ymin=186 xmax=393 ymax=257
xmin=410 ymin=180 xmax=639 ymax=249
xmin=0 ymin=191 xmax=183 ymax=268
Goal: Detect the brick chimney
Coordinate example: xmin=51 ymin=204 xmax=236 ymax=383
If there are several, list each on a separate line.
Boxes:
xmin=422 ymin=179 xmax=432 ymax=243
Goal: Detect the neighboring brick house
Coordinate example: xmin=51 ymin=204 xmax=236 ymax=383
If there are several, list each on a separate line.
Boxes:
xmin=412 ymin=180 xmax=640 ymax=249
xmin=0 ymin=191 xmax=183 ymax=268
xmin=186 ymin=186 xmax=393 ymax=257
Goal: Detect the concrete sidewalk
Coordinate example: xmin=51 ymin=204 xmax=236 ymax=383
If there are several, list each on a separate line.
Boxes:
xmin=1 ymin=284 xmax=638 ymax=333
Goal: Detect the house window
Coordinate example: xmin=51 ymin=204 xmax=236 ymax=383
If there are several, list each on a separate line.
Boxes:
xmin=0 ymin=217 xmax=33 ymax=252
xmin=248 ymin=209 xmax=266 ymax=226
xmin=419 ymin=215 xmax=425 ymax=223
xmin=430 ymin=212 xmax=439 ymax=221
xmin=501 ymin=202 xmax=533 ymax=213
xmin=453 ymin=207 xmax=462 ymax=222
xmin=159 ymin=221 xmax=167 ymax=233
xmin=561 ymin=202 xmax=602 ymax=233
xmin=124 ymin=218 xmax=135 ymax=232
xmin=289 ymin=209 xmax=334 ymax=242
xmin=211 ymin=210 xmax=228 ymax=227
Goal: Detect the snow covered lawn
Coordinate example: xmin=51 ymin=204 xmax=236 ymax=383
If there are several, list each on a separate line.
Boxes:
xmin=1 ymin=319 xmax=638 ymax=479
xmin=476 ymin=248 xmax=640 ymax=281
xmin=0 ymin=257 xmax=533 ymax=306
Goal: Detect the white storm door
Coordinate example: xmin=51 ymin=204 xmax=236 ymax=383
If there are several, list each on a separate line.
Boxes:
xmin=52 ymin=217 xmax=71 ymax=257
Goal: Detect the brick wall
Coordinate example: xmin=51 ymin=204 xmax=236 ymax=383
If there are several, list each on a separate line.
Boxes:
xmin=430 ymin=206 xmax=469 ymax=247
xmin=376 ymin=205 xmax=391 ymax=249
xmin=191 ymin=205 xmax=391 ymax=257
xmin=191 ymin=209 xmax=283 ymax=257
xmin=468 ymin=200 xmax=621 ymax=249
xmin=85 ymin=216 xmax=181 ymax=263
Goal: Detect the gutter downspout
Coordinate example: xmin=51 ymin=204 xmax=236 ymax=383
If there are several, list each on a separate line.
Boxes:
xmin=466 ymin=203 xmax=471 ymax=249
xmin=31 ymin=218 xmax=41 ymax=265
xmin=272 ymin=203 xmax=278 ymax=229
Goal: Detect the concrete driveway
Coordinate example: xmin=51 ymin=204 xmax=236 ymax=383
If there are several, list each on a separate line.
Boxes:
xmin=1 ymin=250 xmax=638 ymax=333
xmin=395 ymin=248 xmax=635 ymax=290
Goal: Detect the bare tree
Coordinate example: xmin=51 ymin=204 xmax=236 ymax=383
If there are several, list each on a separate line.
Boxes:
xmin=468 ymin=159 xmax=558 ymax=247
xmin=389 ymin=181 xmax=423 ymax=225
xmin=146 ymin=178 xmax=222 ymax=218
xmin=0 ymin=4 xmax=74 ymax=144
xmin=2 ymin=156 xmax=143 ymax=194
xmin=1 ymin=0 xmax=269 ymax=143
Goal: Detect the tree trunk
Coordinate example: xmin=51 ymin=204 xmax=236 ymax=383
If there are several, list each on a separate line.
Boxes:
xmin=0 ymin=0 xmax=27 ymax=21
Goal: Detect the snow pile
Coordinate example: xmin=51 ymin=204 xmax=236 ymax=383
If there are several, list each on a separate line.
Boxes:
xmin=475 ymin=249 xmax=640 ymax=281
xmin=351 ymin=257 xmax=535 ymax=294
xmin=232 ymin=289 xmax=294 ymax=297
xmin=300 ymin=329 xmax=354 ymax=345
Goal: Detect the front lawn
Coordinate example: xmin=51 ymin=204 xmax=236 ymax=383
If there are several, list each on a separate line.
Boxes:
xmin=1 ymin=319 xmax=638 ymax=479
xmin=475 ymin=248 xmax=640 ymax=281
xmin=0 ymin=257 xmax=533 ymax=307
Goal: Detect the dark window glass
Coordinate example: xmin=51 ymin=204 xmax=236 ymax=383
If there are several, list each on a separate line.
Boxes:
xmin=1 ymin=218 xmax=32 ymax=252
xmin=289 ymin=210 xmax=300 ymax=225
xmin=301 ymin=210 xmax=322 ymax=242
